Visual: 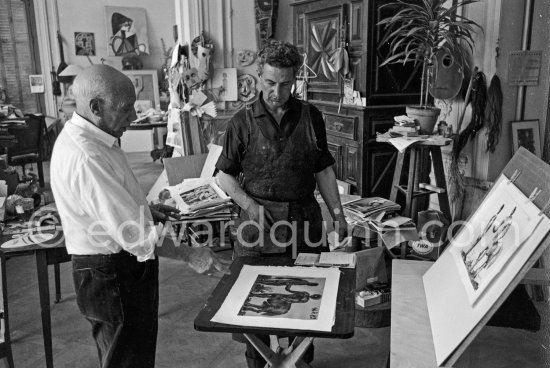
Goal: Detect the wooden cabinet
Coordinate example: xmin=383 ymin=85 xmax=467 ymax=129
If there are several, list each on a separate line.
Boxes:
xmin=311 ymin=100 xmax=404 ymax=197
xmin=291 ymin=0 xmax=422 ymax=196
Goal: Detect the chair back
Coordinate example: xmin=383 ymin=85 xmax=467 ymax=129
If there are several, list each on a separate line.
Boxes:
xmin=6 ymin=114 xmax=45 ymax=161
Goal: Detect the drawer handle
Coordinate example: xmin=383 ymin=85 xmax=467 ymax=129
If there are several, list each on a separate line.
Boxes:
xmin=333 ymin=122 xmax=343 ymax=132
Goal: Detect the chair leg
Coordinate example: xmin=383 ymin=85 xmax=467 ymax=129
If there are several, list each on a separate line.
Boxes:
xmin=37 ymin=161 xmax=45 ymax=187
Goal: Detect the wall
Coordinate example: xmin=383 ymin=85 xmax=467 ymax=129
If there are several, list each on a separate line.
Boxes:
xmin=55 ymin=0 xmax=175 ymax=70
xmin=34 ymin=0 xmax=176 ymax=116
xmin=275 ymin=0 xmax=293 ymax=43
xmin=484 ymin=0 xmax=550 ymax=180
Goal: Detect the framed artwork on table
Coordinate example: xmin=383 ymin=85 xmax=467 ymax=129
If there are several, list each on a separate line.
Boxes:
xmin=122 ymin=70 xmax=159 ymax=110
xmin=511 ymin=120 xmax=541 ymax=158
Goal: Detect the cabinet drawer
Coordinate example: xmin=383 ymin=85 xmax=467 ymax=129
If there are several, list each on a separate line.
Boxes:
xmin=323 ymin=112 xmax=357 ymax=140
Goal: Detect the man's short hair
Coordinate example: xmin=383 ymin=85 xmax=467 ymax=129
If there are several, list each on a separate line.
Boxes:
xmin=257 ymin=40 xmax=303 ymax=77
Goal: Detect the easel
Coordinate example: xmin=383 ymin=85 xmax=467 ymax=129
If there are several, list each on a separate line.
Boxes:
xmin=390 ymin=148 xmax=550 ymax=367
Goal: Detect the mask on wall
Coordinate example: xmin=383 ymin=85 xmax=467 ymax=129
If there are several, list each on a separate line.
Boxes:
xmin=236 ymin=50 xmax=256 ymax=67
xmin=182 ymin=67 xmax=201 ymax=89
xmin=237 ymin=74 xmax=256 ymax=102
xmin=196 ymin=44 xmax=214 ymax=82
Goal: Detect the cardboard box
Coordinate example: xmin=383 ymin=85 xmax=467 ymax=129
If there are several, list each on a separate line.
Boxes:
xmin=148 ymin=147 xmax=225 ymax=259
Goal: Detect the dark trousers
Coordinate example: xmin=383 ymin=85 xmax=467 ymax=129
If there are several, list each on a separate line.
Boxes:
xmin=72 ymin=251 xmax=159 ymax=368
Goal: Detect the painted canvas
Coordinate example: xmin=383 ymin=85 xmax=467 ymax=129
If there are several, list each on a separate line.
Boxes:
xmin=448 ymin=176 xmax=546 ymax=304
xmin=105 ymin=6 xmax=149 ymax=56
xmin=212 ymin=265 xmax=339 ymax=331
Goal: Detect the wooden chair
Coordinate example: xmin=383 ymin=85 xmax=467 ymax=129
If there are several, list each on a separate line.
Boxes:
xmin=6 ymin=114 xmax=46 ymax=187
xmin=0 ymin=251 xmax=14 ymax=367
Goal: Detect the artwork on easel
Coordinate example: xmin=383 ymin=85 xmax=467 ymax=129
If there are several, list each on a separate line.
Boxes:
xmin=423 ymin=167 xmax=550 ymax=365
xmin=449 ymin=176 xmax=546 ymax=305
xmin=211 ymin=265 xmax=339 ymax=332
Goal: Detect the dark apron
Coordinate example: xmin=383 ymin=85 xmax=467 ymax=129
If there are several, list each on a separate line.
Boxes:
xmin=233 ymin=102 xmax=325 ymax=256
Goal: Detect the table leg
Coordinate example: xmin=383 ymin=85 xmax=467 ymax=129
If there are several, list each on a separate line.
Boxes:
xmin=244 ymin=334 xmax=313 ymax=368
xmin=36 ymin=252 xmax=54 ymax=368
xmin=54 ymin=263 xmax=61 ymax=303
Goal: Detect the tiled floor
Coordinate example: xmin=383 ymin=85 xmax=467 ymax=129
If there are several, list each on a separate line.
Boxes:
xmin=3 ymin=152 xmax=550 ymax=367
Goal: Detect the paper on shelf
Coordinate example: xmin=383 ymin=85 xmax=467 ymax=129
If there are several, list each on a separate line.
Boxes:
xmin=388 ymin=137 xmax=427 ymax=153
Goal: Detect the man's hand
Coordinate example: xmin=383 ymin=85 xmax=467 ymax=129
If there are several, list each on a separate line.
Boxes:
xmin=150 ymin=203 xmax=182 ymax=224
xmin=187 ymin=247 xmax=231 ymax=275
xmin=243 ymin=198 xmax=275 ymax=232
xmin=335 ymin=217 xmax=350 ymax=242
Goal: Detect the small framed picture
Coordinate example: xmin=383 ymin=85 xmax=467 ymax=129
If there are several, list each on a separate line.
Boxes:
xmin=511 ymin=119 xmax=541 ymax=157
xmin=29 ymin=74 xmax=45 ymax=93
xmin=121 ymin=70 xmax=159 ymax=108
xmin=74 ymin=32 xmax=96 ymax=56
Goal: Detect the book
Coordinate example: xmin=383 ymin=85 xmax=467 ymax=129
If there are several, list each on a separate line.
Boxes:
xmin=391 ymin=125 xmax=417 ymax=133
xmin=356 ymin=283 xmax=391 ymax=307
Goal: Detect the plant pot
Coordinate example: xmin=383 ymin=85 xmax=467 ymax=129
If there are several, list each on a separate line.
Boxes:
xmin=406 ymin=106 xmax=441 ymax=134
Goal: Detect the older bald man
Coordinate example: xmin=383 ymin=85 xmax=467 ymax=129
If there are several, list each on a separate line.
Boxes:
xmin=50 ymin=65 xmax=226 ymax=368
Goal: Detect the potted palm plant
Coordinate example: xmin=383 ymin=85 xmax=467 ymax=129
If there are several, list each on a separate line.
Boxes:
xmin=378 ymin=0 xmax=480 ymax=133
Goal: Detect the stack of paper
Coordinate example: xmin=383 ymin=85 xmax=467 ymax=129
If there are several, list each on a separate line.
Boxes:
xmin=295 ymin=252 xmax=356 ymax=268
xmin=163 ymin=178 xmax=235 ymax=220
xmin=343 ymin=197 xmax=400 ymax=222
xmin=367 ymin=215 xmax=420 ymax=250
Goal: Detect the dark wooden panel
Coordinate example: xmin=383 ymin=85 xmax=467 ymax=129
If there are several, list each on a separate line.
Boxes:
xmin=350 ymin=1 xmax=363 ymax=43
xmin=365 ymin=0 xmax=422 ymax=105
xmin=304 ymin=5 xmax=345 ymax=94
xmin=324 ymin=112 xmax=357 ymax=140
xmin=327 ymin=141 xmax=343 ymax=179
xmin=344 ymin=143 xmax=358 ymax=186
xmin=368 ymin=148 xmax=396 ymax=198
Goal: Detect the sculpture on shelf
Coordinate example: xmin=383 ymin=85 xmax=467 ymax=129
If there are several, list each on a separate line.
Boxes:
xmin=121 ymin=53 xmax=143 ymax=70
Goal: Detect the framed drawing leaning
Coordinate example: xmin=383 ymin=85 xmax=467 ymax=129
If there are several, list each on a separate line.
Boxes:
xmin=511 ymin=119 xmax=541 ymax=157
xmin=122 ymin=69 xmax=159 ymax=112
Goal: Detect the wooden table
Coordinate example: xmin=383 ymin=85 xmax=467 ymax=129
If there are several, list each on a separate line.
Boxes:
xmin=377 ymin=137 xmax=452 ymax=224
xmin=194 ymin=257 xmax=356 ymax=367
xmin=1 ymin=230 xmax=71 ymax=368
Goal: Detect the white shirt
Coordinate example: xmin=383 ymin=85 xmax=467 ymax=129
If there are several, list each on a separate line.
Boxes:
xmin=50 ymin=112 xmax=159 ymax=261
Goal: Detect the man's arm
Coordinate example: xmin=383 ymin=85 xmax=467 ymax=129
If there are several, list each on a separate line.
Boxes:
xmin=216 ymin=170 xmax=274 ymax=230
xmin=77 ymin=159 xmax=228 ymax=274
xmin=315 ymin=166 xmax=349 ymax=240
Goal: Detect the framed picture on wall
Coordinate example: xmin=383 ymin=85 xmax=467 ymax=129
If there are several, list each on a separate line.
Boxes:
xmin=122 ymin=70 xmax=159 ymax=111
xmin=105 ymin=6 xmax=149 ymax=56
xmin=511 ymin=120 xmax=541 ymax=158
xmin=29 ymin=74 xmax=45 ymax=93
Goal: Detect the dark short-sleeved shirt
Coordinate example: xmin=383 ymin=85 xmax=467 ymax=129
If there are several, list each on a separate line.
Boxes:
xmin=216 ymin=94 xmax=335 ymax=177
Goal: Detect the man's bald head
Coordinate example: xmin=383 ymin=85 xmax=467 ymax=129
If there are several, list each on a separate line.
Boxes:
xmin=71 ymin=65 xmax=137 ymax=138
